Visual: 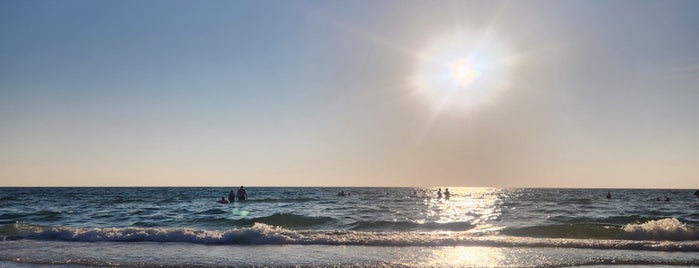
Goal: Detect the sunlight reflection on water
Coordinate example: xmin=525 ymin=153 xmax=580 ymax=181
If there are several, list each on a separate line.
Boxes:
xmin=425 ymin=187 xmax=506 ymax=232
xmin=421 ymin=246 xmax=506 ymax=267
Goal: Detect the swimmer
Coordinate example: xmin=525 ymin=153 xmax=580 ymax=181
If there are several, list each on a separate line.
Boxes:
xmin=606 ymin=192 xmax=612 ymax=199
xmin=217 ymin=197 xmax=230 ymax=204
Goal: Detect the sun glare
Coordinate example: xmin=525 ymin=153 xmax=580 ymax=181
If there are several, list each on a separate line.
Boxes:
xmin=450 ymin=58 xmax=481 ymax=87
xmin=411 ymin=32 xmax=511 ymax=113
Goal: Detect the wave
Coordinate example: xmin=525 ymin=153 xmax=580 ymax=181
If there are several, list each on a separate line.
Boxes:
xmin=549 ymin=215 xmax=660 ymax=225
xmin=0 ymin=196 xmax=20 ymax=202
xmin=349 ymin=220 xmax=474 ymax=231
xmin=233 ymin=197 xmax=319 ymax=203
xmin=621 ymin=217 xmax=699 ymax=241
xmin=234 ymin=213 xmax=335 ymax=228
xmin=177 ymin=213 xmax=336 ymax=229
xmin=1 ymin=221 xmax=697 ymax=251
xmin=556 ymin=198 xmax=593 ymax=205
xmin=502 ymin=223 xmax=621 ymax=239
xmin=503 ymin=217 xmax=699 ymax=241
xmin=194 ymin=208 xmax=229 ymax=215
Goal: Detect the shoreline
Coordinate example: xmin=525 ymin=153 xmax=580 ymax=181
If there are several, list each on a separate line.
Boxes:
xmin=1 ymin=241 xmax=698 ymax=267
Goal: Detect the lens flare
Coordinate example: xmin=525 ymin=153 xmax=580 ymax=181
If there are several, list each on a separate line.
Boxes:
xmin=232 ymin=207 xmax=250 ymax=217
xmin=410 ymin=32 xmax=512 ymax=113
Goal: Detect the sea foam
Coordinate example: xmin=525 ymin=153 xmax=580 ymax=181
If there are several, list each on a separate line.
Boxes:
xmin=621 ymin=218 xmax=699 ymax=241
xmin=2 ymin=222 xmax=698 ymax=252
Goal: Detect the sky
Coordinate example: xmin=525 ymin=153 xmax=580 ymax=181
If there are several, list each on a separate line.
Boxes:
xmin=1 ymin=0 xmax=698 ymax=187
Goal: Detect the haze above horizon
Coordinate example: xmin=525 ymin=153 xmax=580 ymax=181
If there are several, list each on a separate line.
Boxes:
xmin=1 ymin=0 xmax=698 ymax=188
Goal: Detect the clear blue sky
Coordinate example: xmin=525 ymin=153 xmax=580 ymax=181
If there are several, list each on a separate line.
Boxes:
xmin=1 ymin=0 xmax=698 ymax=187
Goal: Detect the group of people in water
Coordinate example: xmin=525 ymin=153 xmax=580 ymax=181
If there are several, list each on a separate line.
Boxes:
xmin=607 ymin=191 xmax=680 ymax=202
xmin=219 ymin=189 xmax=698 ymax=204
xmin=217 ymin=186 xmax=248 ymax=204
xmin=408 ymin=188 xmax=451 ymax=200
xmin=437 ymin=188 xmax=451 ymax=200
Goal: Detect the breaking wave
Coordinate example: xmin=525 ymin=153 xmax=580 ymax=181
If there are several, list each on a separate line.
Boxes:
xmin=503 ymin=217 xmax=698 ymax=241
xmin=621 ymin=217 xmax=699 ymax=241
xmin=1 ymin=220 xmax=697 ymax=252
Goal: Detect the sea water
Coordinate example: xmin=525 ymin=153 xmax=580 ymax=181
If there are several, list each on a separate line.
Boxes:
xmin=0 ymin=187 xmax=697 ymax=267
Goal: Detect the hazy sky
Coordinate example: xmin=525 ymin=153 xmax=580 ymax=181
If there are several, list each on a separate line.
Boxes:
xmin=2 ymin=0 xmax=698 ymax=187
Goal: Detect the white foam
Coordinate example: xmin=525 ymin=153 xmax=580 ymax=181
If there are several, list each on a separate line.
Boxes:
xmin=621 ymin=218 xmax=699 ymax=241
xmin=5 ymin=222 xmax=699 ymax=251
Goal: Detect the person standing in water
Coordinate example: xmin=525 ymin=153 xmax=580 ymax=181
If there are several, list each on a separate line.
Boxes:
xmin=444 ymin=188 xmax=451 ymax=200
xmin=228 ymin=190 xmax=236 ymax=202
xmin=236 ymin=186 xmax=248 ymax=201
xmin=437 ymin=188 xmax=443 ymax=199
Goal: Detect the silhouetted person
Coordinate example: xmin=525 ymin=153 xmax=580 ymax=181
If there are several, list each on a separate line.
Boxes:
xmin=694 ymin=190 xmax=699 ymax=197
xmin=237 ymin=186 xmax=248 ymax=201
xmin=606 ymin=192 xmax=612 ymax=199
xmin=217 ymin=197 xmax=229 ymax=204
xmin=665 ymin=196 xmax=670 ymax=202
xmin=444 ymin=188 xmax=451 ymax=200
xmin=228 ymin=190 xmax=236 ymax=202
xmin=338 ymin=190 xmax=346 ymax=196
xmin=437 ymin=188 xmax=443 ymax=199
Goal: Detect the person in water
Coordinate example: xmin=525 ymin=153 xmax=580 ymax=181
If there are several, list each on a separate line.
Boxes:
xmin=228 ymin=190 xmax=236 ymax=202
xmin=217 ymin=197 xmax=230 ymax=204
xmin=444 ymin=188 xmax=451 ymax=200
xmin=338 ymin=190 xmax=346 ymax=196
xmin=437 ymin=188 xmax=443 ymax=199
xmin=606 ymin=192 xmax=612 ymax=199
xmin=236 ymin=186 xmax=248 ymax=201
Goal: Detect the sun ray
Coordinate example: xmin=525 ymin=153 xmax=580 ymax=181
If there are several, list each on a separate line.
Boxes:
xmin=412 ymin=3 xmax=513 ymax=141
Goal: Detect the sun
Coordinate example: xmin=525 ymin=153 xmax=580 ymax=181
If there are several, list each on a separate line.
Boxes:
xmin=449 ymin=58 xmax=481 ymax=87
xmin=410 ymin=32 xmax=511 ymax=112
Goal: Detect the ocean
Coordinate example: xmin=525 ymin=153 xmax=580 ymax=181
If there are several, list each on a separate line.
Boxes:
xmin=0 ymin=187 xmax=697 ymax=267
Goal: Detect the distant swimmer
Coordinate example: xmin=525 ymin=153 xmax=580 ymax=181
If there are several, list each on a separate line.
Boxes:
xmin=606 ymin=192 xmax=612 ymax=199
xmin=338 ymin=190 xmax=346 ymax=196
xmin=444 ymin=188 xmax=451 ymax=200
xmin=228 ymin=190 xmax=236 ymax=202
xmin=694 ymin=190 xmax=699 ymax=197
xmin=437 ymin=188 xmax=443 ymax=199
xmin=236 ymin=186 xmax=248 ymax=201
xmin=665 ymin=196 xmax=670 ymax=202
xmin=217 ymin=197 xmax=230 ymax=204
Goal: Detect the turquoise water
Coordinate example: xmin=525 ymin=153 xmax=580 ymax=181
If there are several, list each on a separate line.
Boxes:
xmin=0 ymin=187 xmax=698 ymax=267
